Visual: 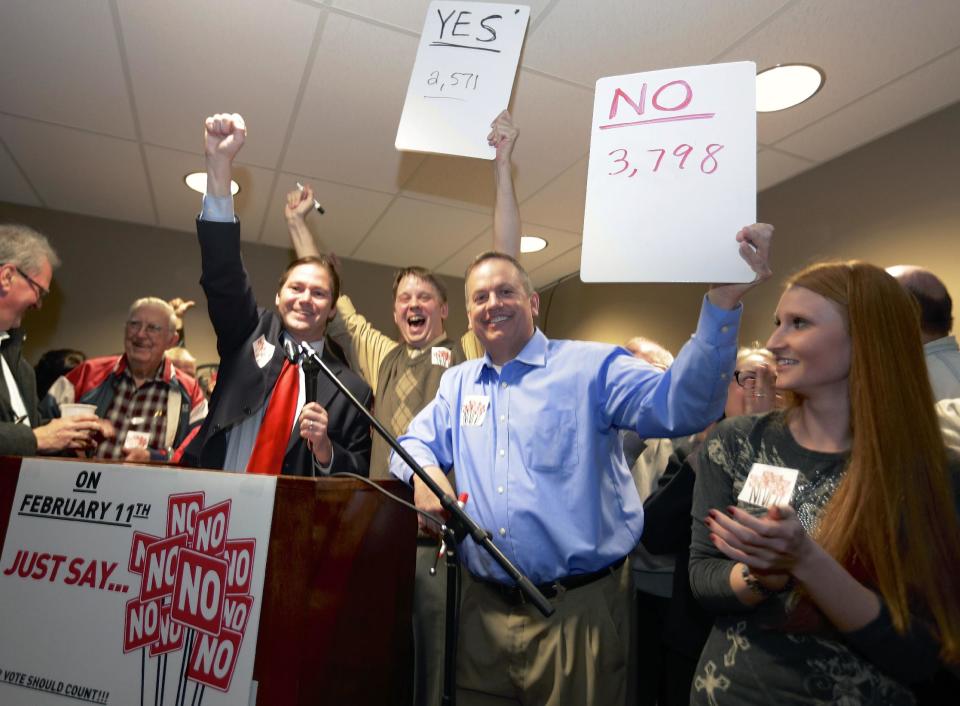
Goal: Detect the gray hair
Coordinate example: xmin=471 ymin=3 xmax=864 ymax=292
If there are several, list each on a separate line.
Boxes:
xmin=0 ymin=223 xmax=61 ymax=274
xmin=624 ymin=337 xmax=674 ymax=370
xmin=128 ymin=297 xmax=177 ymax=332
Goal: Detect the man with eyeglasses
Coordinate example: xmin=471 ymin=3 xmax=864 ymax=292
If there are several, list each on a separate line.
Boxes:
xmin=1 ymin=224 xmax=108 ymax=457
xmin=42 ymin=297 xmax=208 ymax=463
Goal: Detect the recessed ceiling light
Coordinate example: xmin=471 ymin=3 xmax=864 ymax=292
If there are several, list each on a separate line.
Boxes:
xmin=184 ymin=172 xmax=240 ymax=196
xmin=756 ymin=64 xmax=825 ymax=112
xmin=520 ymin=235 xmax=547 ymax=253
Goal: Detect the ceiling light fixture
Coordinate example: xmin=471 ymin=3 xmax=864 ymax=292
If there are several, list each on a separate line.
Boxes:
xmin=756 ymin=64 xmax=825 ymax=112
xmin=184 ymin=172 xmax=240 ymax=196
xmin=520 ymin=235 xmax=547 ymax=254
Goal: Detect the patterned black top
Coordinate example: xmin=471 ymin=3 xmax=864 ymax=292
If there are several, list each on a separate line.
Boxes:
xmin=688 ymin=411 xmax=952 ymax=706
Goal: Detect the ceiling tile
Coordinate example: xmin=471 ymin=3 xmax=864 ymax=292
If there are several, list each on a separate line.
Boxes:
xmin=774 ymin=48 xmax=960 ymax=162
xmin=521 ymin=0 xmax=791 ymax=85
xmin=144 ymin=145 xmax=276 ymax=243
xmin=435 ymin=222 xmax=581 ymax=278
xmin=351 ymin=197 xmax=492 ymax=267
xmin=118 ymin=0 xmax=321 ymax=167
xmin=434 ymin=227 xmax=492 ymax=277
xmin=723 ymin=0 xmax=960 ymax=144
xmin=0 ymin=0 xmax=135 ymax=138
xmin=506 ymin=69 xmax=594 ymax=200
xmin=259 ymin=174 xmax=394 ymax=253
xmin=0 ymin=141 xmax=41 ymax=207
xmin=331 ymin=0 xmax=555 ymax=35
xmin=0 ymin=115 xmax=154 ymax=225
xmin=518 ymin=156 xmax=587 ymax=233
xmin=400 ymin=155 xmax=498 ymax=212
xmin=283 ymin=13 xmax=426 ymax=193
xmin=528 ymin=244 xmax=581 ymax=289
xmin=757 ymin=148 xmax=816 ymax=191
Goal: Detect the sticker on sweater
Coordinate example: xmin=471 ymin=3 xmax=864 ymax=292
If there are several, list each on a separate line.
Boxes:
xmin=123 ymin=430 xmax=151 ymax=451
xmin=738 ymin=463 xmax=798 ymax=508
xmin=431 ymin=347 xmax=452 ymax=368
xmin=252 ymin=335 xmax=275 ymax=369
xmin=460 ymin=395 xmax=490 ymax=427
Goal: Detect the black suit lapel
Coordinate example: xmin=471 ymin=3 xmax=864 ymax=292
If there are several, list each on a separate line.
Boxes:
xmin=312 ymin=347 xmax=343 ymax=411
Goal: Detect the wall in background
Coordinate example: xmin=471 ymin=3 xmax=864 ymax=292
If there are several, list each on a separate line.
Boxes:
xmin=3 ymin=100 xmax=958 ymax=367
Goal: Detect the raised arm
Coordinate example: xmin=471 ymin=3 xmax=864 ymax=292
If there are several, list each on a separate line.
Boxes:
xmin=198 ymin=114 xmax=259 ymax=357
xmin=205 ymin=113 xmax=245 ymax=198
xmin=488 ymin=110 xmax=521 ymax=258
xmin=284 ymin=184 xmax=321 ymax=258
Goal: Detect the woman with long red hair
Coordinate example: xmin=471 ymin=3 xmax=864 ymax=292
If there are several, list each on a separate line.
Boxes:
xmin=690 ymin=261 xmax=960 ymax=704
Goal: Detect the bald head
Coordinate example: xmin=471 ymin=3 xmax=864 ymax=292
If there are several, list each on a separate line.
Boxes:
xmin=887 ymin=265 xmax=952 ymax=341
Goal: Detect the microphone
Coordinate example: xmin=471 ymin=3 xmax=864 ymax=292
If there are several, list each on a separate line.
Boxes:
xmin=299 ymin=342 xmax=320 ymax=405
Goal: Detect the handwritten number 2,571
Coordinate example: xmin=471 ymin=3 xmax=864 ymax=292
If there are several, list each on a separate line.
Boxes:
xmin=607 ymin=144 xmax=724 ymax=175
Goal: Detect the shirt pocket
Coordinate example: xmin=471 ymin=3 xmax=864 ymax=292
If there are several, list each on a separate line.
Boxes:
xmin=521 ymin=407 xmax=579 ymax=473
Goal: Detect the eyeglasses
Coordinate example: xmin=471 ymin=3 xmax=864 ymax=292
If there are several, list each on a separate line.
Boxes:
xmin=734 ymin=370 xmax=757 ymax=387
xmin=12 ymin=266 xmax=50 ymax=301
xmin=126 ymin=320 xmax=170 ymax=337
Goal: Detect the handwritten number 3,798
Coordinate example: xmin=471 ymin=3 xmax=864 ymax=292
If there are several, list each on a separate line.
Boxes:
xmin=608 ymin=144 xmax=724 ymax=176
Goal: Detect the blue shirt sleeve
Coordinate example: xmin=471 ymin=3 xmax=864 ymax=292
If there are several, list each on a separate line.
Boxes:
xmin=603 ymin=295 xmax=740 ymax=438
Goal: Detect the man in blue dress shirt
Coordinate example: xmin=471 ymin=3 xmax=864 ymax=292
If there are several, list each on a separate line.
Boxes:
xmin=391 ymin=233 xmax=773 ymax=706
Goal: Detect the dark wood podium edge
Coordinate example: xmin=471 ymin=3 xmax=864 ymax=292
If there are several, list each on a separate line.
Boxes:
xmin=0 ymin=456 xmax=416 ymax=706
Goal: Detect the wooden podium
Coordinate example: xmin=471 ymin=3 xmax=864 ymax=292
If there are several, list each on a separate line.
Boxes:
xmin=0 ymin=457 xmax=416 ymax=706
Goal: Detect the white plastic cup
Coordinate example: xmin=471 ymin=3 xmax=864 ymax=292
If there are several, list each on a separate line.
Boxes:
xmin=60 ymin=403 xmax=98 ymax=418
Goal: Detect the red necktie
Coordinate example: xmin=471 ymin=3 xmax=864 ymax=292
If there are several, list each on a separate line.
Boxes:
xmin=247 ymin=359 xmax=299 ymax=474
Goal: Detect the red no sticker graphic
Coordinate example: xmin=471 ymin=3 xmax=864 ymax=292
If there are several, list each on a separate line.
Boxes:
xmin=171 ymin=548 xmax=228 ymax=636
xmin=123 ymin=489 xmax=259 ymax=698
xmin=191 ymin=500 xmax=231 ymax=557
xmin=188 ymin=628 xmax=244 ymax=692
xmin=123 ymin=597 xmax=161 ymax=653
xmin=166 ymin=491 xmax=205 ymax=543
xmin=139 ymin=533 xmax=188 ymax=602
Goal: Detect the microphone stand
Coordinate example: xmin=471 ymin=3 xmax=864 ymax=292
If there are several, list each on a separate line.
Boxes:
xmin=298 ymin=342 xmax=554 ymax=703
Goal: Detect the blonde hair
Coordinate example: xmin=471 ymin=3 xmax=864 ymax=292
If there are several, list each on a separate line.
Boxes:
xmin=787 ymin=260 xmax=960 ymax=662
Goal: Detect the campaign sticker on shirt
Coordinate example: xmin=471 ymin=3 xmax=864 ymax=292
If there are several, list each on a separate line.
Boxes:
xmin=252 ymin=335 xmax=275 ymax=369
xmin=123 ymin=430 xmax=151 ymax=451
xmin=431 ymin=347 xmax=452 ymax=368
xmin=738 ymin=463 xmax=799 ymax=508
xmin=460 ymin=395 xmax=490 ymax=427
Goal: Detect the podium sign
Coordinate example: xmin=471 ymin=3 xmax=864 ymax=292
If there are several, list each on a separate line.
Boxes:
xmin=0 ymin=459 xmax=275 ymax=706
xmin=581 ymin=61 xmax=757 ymax=283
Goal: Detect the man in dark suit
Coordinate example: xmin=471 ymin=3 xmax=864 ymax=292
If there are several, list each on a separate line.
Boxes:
xmin=181 ymin=113 xmax=371 ymax=477
xmin=0 ymin=224 xmax=105 ymax=457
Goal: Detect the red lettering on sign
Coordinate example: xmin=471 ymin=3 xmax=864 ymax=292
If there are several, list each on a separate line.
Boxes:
xmin=171 ymin=548 xmax=228 ymax=636
xmin=123 ymin=597 xmax=161 ymax=653
xmin=188 ymin=628 xmax=243 ymax=692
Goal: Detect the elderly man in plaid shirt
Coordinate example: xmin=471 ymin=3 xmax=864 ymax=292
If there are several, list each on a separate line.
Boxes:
xmin=42 ymin=297 xmax=207 ymax=462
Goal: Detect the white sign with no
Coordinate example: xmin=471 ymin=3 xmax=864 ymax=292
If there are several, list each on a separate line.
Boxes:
xmin=581 ymin=61 xmax=757 ymax=283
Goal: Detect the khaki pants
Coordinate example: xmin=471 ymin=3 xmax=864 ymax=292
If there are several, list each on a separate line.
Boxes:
xmin=456 ymin=563 xmax=630 ymax=706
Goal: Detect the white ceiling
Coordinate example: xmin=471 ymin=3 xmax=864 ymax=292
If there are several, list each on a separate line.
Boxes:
xmin=2 ymin=0 xmax=959 ymax=288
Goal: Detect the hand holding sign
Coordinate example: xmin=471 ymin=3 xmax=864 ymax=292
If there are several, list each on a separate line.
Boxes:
xmin=581 ymin=61 xmax=758 ymax=283
xmin=706 ymin=222 xmax=775 ymax=310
